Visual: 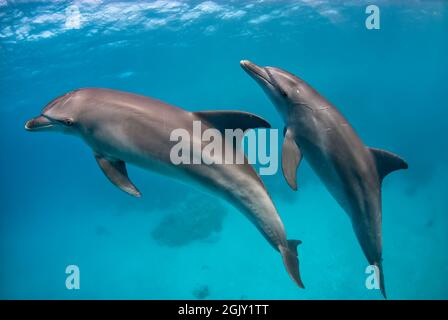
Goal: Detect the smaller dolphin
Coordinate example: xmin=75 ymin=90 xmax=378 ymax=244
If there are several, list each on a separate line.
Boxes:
xmin=25 ymin=88 xmax=304 ymax=288
xmin=241 ymin=60 xmax=408 ymax=298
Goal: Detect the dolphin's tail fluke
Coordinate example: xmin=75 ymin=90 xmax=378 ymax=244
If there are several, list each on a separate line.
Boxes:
xmin=374 ymin=260 xmax=387 ymax=299
xmin=279 ymin=240 xmax=304 ymax=288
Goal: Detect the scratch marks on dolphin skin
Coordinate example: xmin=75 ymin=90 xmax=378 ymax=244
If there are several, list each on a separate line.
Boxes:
xmin=151 ymin=193 xmax=228 ymax=247
xmin=42 ymin=91 xmax=74 ymax=113
xmin=296 ymin=102 xmax=314 ymax=112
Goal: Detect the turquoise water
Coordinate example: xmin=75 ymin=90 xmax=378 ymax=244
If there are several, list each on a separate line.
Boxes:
xmin=1 ymin=0 xmax=447 ymax=299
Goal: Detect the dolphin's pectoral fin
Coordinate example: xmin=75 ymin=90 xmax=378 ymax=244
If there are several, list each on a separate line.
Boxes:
xmin=369 ymin=147 xmax=408 ymax=182
xmin=94 ymin=155 xmax=141 ymax=198
xmin=282 ymin=128 xmax=302 ymax=191
xmin=193 ymin=110 xmax=271 ymax=133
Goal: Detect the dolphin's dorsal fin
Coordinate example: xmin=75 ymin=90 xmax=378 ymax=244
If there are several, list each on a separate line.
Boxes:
xmin=193 ymin=110 xmax=271 ymax=133
xmin=282 ymin=127 xmax=302 ymax=191
xmin=95 ymin=154 xmax=141 ymax=198
xmin=369 ymin=147 xmax=408 ymax=181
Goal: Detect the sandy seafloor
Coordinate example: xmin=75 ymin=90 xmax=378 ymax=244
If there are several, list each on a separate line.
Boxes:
xmin=0 ymin=0 xmax=447 ymax=299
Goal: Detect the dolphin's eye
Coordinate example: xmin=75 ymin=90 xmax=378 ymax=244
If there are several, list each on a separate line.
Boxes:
xmin=63 ymin=119 xmax=74 ymax=126
xmin=280 ymin=89 xmax=288 ymax=97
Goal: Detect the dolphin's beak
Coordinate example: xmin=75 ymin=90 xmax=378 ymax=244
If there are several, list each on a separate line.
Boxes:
xmin=24 ymin=115 xmax=54 ymax=131
xmin=240 ymin=60 xmax=271 ymax=85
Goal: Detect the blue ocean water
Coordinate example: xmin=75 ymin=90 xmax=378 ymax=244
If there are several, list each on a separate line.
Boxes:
xmin=0 ymin=0 xmax=447 ymax=300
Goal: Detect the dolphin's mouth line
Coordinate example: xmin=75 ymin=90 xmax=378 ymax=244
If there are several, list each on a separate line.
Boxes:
xmin=246 ymin=65 xmax=272 ymax=85
xmin=249 ymin=65 xmax=286 ymax=96
xmin=25 ymin=123 xmax=53 ymax=130
xmin=24 ymin=114 xmax=56 ymax=131
xmin=241 ymin=61 xmax=279 ymax=90
xmin=253 ymin=69 xmax=278 ymax=91
xmin=264 ymin=68 xmax=284 ymax=93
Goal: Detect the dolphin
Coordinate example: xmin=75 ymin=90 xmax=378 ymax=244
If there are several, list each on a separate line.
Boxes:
xmin=25 ymin=88 xmax=304 ymax=288
xmin=241 ymin=60 xmax=408 ymax=298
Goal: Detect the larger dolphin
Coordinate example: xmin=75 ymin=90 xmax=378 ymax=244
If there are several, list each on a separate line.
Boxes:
xmin=241 ymin=60 xmax=408 ymax=298
xmin=25 ymin=88 xmax=304 ymax=288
